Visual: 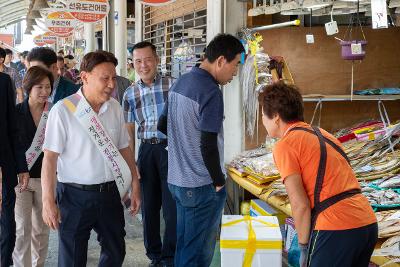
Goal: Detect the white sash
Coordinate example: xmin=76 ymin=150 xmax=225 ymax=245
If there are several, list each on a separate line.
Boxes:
xmin=63 ymin=93 xmax=132 ymax=197
xmin=25 ymin=102 xmax=52 ymax=170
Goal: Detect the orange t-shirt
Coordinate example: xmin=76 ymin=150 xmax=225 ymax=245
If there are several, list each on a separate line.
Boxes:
xmin=273 ymin=122 xmax=377 ymax=230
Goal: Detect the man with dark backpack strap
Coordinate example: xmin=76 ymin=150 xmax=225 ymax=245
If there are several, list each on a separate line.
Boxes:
xmin=259 ymin=82 xmax=377 ymax=267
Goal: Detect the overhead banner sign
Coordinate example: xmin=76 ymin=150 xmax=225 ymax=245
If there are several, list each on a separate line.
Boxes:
xmin=139 ymin=0 xmax=176 ymax=5
xmin=42 ymin=32 xmax=57 ymax=44
xmin=67 ymin=0 xmax=110 ymax=23
xmin=57 ymin=32 xmax=73 ymax=38
xmin=45 ymin=11 xmax=77 ymax=36
xmin=33 ymin=35 xmax=46 ymax=46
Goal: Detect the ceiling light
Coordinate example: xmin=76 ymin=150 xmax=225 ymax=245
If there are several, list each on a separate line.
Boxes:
xmin=27 ymin=19 xmax=37 ymax=26
xmin=28 ymin=10 xmax=42 ymax=19
xmin=32 ymin=0 xmax=50 ymax=10
xmin=25 ymin=24 xmax=34 ymax=32
xmin=389 ymin=0 xmax=400 ymax=8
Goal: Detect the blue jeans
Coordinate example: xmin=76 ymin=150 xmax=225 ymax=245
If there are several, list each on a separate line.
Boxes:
xmin=168 ymin=183 xmax=226 ymax=267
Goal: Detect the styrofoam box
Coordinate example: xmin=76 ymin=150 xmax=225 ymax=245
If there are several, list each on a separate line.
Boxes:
xmin=220 ymin=215 xmax=282 ymax=267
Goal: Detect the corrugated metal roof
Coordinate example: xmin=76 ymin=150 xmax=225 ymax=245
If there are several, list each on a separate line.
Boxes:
xmin=0 ymin=0 xmax=30 ymax=27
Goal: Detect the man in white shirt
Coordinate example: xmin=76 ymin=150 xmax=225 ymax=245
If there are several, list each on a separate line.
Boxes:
xmin=41 ymin=51 xmax=141 ymax=267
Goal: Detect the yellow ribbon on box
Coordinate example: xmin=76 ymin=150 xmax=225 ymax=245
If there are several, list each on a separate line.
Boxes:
xmin=221 ymin=215 xmax=281 ymax=267
xmin=250 ymin=201 xmax=270 ymax=216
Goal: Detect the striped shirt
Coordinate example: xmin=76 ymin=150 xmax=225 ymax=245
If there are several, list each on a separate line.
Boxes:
xmin=122 ymin=74 xmax=172 ymax=139
xmin=2 ymin=65 xmax=22 ymax=90
xmin=165 ymin=67 xmax=225 ymax=187
xmin=19 ymin=68 xmax=27 ymax=79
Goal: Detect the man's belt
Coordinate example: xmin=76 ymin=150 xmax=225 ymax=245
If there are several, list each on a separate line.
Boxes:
xmin=64 ymin=181 xmax=116 ymax=192
xmin=141 ymin=138 xmax=167 ymax=145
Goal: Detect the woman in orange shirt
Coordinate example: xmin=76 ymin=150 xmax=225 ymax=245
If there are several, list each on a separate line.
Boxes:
xmin=259 ymin=82 xmax=377 ymax=267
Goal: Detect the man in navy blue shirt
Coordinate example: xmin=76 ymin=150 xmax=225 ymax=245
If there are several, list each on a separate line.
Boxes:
xmin=158 ymin=34 xmax=244 ymax=267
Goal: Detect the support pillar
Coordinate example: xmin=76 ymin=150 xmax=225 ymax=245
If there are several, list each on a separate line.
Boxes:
xmin=114 ymin=0 xmax=127 ymax=77
xmin=84 ymin=23 xmax=95 ymax=54
xmin=108 ymin=0 xmax=115 ymax=55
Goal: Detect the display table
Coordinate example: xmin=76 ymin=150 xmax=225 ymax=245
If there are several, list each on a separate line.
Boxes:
xmin=227 ymin=170 xmax=400 ymax=267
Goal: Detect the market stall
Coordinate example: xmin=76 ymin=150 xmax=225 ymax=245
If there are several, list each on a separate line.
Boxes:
xmin=226 ymin=2 xmax=400 ymax=265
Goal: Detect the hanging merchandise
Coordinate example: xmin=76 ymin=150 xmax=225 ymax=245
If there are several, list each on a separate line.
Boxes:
xmin=67 ymin=0 xmax=110 ymax=23
xmin=139 ymin=0 xmax=176 ymax=6
xmin=240 ymin=32 xmax=272 ymax=138
xmin=45 ymin=11 xmax=77 ymax=36
xmin=340 ymin=3 xmax=367 ymax=61
xmin=337 ymin=0 xmax=367 ymax=100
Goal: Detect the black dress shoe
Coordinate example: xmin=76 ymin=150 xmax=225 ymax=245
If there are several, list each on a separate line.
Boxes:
xmin=160 ymin=259 xmax=174 ymax=267
xmin=149 ymin=259 xmax=161 ymax=267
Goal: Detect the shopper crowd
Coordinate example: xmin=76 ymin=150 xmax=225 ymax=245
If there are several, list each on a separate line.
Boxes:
xmin=0 ymin=32 xmax=376 ymax=267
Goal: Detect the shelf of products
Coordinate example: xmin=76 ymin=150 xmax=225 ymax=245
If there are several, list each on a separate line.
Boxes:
xmin=228 ymin=120 xmax=400 ymax=266
xmin=302 ymin=94 xmax=400 ymax=102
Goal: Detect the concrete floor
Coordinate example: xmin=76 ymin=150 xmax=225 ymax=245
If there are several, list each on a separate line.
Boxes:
xmin=44 ymin=210 xmax=286 ymax=267
xmin=44 ymin=210 xmax=223 ymax=267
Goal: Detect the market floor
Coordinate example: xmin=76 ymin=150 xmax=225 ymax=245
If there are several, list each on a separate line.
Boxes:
xmin=44 ymin=209 xmax=287 ymax=267
xmin=44 ymin=210 xmax=224 ymax=267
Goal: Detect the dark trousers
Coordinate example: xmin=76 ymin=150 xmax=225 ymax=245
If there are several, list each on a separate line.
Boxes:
xmin=309 ymin=223 xmax=378 ymax=267
xmin=56 ymin=182 xmax=126 ymax=267
xmin=137 ymin=143 xmax=177 ymax=264
xmin=0 ymin=166 xmax=17 ymax=267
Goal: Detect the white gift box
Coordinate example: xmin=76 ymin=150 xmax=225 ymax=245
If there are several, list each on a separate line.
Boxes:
xmin=220 ymin=215 xmax=282 ymax=267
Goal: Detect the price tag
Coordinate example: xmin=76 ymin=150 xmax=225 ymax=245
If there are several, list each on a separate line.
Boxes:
xmin=351 ymin=43 xmax=362 ymax=55
xmin=306 ymin=34 xmax=314 ymax=44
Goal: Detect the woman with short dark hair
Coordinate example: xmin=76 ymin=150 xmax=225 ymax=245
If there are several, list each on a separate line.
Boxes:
xmin=260 ymin=82 xmax=377 ymax=267
xmin=13 ymin=66 xmax=53 ymax=267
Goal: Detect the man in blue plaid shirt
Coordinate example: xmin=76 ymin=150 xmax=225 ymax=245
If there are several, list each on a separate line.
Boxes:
xmin=122 ymin=41 xmax=176 ymax=267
